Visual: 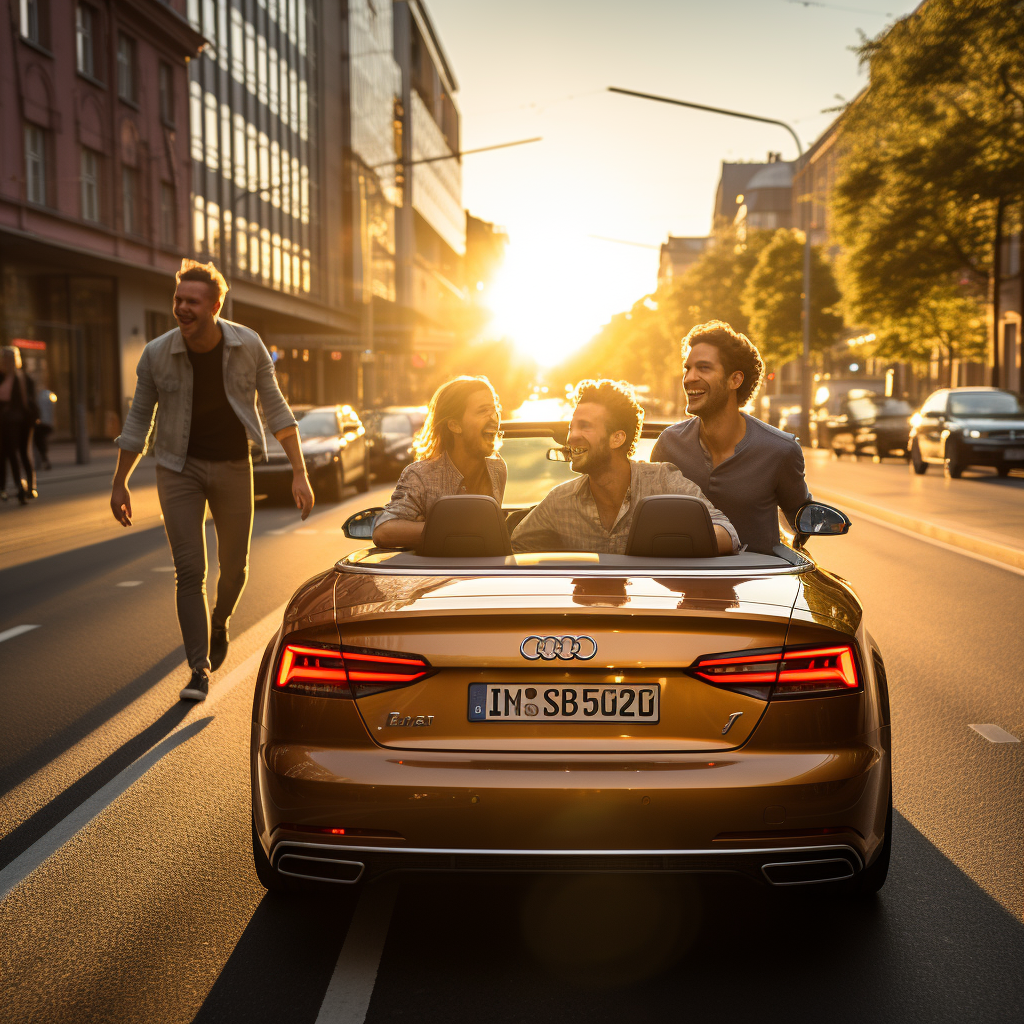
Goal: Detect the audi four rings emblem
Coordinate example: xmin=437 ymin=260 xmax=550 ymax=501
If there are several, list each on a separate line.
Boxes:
xmin=520 ymin=635 xmax=598 ymax=661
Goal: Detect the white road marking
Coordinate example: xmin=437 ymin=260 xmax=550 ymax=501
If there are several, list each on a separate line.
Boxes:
xmin=293 ymin=529 xmax=320 ymax=535
xmin=0 ymin=647 xmax=263 ymax=904
xmin=315 ymin=882 xmax=399 ymax=1024
xmin=151 ymin=566 xmax=175 ymax=572
xmin=0 ymin=624 xmax=40 ymax=644
xmin=969 ymin=724 xmax=1021 ymax=744
xmin=116 ymin=581 xmax=143 ymax=587
xmin=839 ymin=508 xmax=1024 ymax=578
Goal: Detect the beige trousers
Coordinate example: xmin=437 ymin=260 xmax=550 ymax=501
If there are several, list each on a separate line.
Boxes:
xmin=156 ymin=456 xmax=253 ymax=672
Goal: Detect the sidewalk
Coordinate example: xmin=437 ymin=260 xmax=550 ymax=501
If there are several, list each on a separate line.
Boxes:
xmin=804 ymin=448 xmax=1024 ymax=570
xmin=37 ymin=441 xmax=122 ymax=482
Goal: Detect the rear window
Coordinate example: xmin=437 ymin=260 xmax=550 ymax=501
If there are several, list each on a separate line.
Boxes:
xmin=295 ymin=410 xmax=338 ymax=436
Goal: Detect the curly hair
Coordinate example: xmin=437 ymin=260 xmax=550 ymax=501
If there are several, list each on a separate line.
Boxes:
xmin=682 ymin=320 xmax=764 ymax=407
xmin=572 ymin=378 xmax=644 ymax=457
xmin=414 ymin=375 xmax=500 ymax=460
xmin=176 ymin=259 xmax=229 ymax=307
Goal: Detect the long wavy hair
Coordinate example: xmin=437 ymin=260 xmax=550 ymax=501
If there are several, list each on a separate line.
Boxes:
xmin=413 ymin=376 xmax=500 ymax=461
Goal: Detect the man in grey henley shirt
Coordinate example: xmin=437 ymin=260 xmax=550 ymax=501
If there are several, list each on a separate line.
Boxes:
xmin=651 ymin=321 xmax=811 ymax=555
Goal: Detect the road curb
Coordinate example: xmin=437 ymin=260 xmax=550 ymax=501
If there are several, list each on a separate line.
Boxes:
xmin=811 ymin=486 xmax=1024 ymax=571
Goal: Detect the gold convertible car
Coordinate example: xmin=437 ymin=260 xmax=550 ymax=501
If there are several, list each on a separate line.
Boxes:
xmin=250 ymin=421 xmax=891 ymax=895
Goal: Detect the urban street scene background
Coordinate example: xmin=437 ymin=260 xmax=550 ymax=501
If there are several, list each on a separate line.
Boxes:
xmin=0 ymin=1 xmax=1021 ymax=1023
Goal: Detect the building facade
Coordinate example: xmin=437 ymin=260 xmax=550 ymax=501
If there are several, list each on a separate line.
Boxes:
xmin=657 ymin=236 xmax=709 ymax=290
xmin=0 ymin=0 xmax=202 ymax=441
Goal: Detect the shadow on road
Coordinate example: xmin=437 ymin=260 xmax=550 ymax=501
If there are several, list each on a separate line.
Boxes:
xmin=0 ymin=700 xmax=193 ymax=871
xmin=187 ymin=812 xmax=1022 ymax=1024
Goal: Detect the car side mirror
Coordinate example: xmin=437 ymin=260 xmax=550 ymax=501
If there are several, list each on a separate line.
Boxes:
xmin=546 ymin=446 xmax=571 ymax=462
xmin=343 ymin=507 xmax=384 ymax=540
xmin=793 ymin=502 xmax=851 ymax=548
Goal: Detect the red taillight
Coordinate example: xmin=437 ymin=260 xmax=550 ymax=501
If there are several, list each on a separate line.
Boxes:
xmin=274 ymin=640 xmax=434 ymax=699
xmin=689 ymin=643 xmax=861 ymax=699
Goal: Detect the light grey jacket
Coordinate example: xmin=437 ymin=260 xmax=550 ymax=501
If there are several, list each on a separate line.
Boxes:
xmin=116 ymin=319 xmax=297 ymax=471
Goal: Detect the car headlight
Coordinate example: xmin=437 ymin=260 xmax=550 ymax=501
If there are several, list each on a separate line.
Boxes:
xmin=967 ymin=429 xmax=981 ymax=439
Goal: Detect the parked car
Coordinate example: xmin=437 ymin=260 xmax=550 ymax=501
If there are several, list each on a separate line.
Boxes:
xmin=829 ymin=395 xmax=913 ymax=460
xmin=254 ymin=404 xmax=370 ymax=501
xmin=810 ymin=380 xmax=886 ymax=449
xmin=362 ymin=406 xmax=427 ymax=481
xmin=777 ymin=406 xmax=804 ymax=438
xmin=759 ymin=393 xmax=800 ymax=428
xmin=909 ymin=387 xmax=1024 ymax=478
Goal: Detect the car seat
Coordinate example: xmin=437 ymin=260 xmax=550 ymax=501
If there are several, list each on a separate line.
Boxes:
xmin=624 ymin=495 xmax=717 ymax=558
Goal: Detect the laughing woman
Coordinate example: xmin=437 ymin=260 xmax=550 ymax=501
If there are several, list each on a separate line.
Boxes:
xmin=372 ymin=376 xmax=505 ymax=549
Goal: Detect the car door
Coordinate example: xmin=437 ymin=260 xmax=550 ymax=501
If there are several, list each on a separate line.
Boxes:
xmin=916 ymin=391 xmax=948 ymax=461
xmin=830 ymin=400 xmax=854 ymax=451
xmin=846 ymin=397 xmax=877 ymax=452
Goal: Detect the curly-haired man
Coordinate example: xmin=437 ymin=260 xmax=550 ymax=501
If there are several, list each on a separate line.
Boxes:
xmin=650 ymin=321 xmax=811 ymax=555
xmin=511 ymin=378 xmax=737 ymax=555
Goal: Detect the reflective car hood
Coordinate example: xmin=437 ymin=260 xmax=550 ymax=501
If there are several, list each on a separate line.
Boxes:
xmin=332 ymin=572 xmax=802 ymax=628
xmin=265 ymin=433 xmax=335 ymax=456
xmin=948 ymin=415 xmax=1024 ymax=431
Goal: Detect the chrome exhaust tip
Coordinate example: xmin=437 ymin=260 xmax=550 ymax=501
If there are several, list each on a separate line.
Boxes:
xmin=275 ymin=843 xmax=366 ymax=884
xmin=761 ymin=857 xmax=857 ymax=886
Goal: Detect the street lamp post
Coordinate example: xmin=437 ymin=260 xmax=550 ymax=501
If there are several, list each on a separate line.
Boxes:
xmin=608 ymin=87 xmax=814 ymax=446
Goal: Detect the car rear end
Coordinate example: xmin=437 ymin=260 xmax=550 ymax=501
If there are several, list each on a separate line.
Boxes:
xmin=252 ymin=571 xmax=890 ymax=891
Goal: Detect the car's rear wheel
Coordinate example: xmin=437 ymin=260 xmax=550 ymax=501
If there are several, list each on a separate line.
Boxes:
xmin=252 ymin=819 xmax=293 ymax=894
xmin=910 ymin=440 xmax=927 ymax=474
xmin=855 ymin=790 xmax=892 ymax=896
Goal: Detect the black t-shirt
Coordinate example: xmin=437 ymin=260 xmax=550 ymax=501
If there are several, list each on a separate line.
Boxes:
xmin=186 ymin=338 xmax=249 ymax=461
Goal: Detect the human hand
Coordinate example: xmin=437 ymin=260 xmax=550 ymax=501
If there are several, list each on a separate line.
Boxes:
xmin=111 ymin=484 xmax=133 ymax=527
xmin=292 ymin=473 xmax=314 ymax=520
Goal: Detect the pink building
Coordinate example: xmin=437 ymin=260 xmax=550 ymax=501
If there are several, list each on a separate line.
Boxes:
xmin=0 ymin=0 xmax=203 ymax=440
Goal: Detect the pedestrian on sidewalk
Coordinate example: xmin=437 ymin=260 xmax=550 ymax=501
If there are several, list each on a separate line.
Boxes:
xmin=0 ymin=345 xmax=39 ymax=506
xmin=33 ymin=385 xmax=56 ymax=470
xmin=110 ymin=259 xmax=314 ymax=703
xmin=650 ymin=321 xmax=811 ymax=555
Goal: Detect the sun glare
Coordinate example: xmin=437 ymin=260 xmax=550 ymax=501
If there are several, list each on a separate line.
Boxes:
xmin=484 ymin=233 xmax=655 ymax=368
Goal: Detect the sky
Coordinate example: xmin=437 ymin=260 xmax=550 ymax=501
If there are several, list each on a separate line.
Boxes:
xmin=426 ymin=0 xmax=922 ymax=366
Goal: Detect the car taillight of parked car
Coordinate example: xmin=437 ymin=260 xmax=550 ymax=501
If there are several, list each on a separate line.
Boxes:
xmin=274 ymin=639 xmax=435 ymax=698
xmin=688 ymin=643 xmax=861 ymax=699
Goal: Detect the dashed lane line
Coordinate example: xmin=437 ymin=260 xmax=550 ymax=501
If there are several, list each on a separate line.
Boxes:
xmin=116 ymin=581 xmax=143 ymax=587
xmin=0 ymin=648 xmax=263 ymax=903
xmin=315 ymin=881 xmax=399 ymax=1024
xmin=969 ymin=724 xmax=1021 ymax=744
xmin=151 ymin=566 xmax=175 ymax=572
xmin=0 ymin=625 xmax=40 ymax=644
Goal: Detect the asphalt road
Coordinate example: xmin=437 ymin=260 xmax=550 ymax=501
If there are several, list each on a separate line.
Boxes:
xmin=0 ymin=465 xmax=1021 ymax=1023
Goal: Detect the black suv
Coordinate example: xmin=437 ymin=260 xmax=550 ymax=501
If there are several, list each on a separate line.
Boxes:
xmin=909 ymin=387 xmax=1024 ymax=478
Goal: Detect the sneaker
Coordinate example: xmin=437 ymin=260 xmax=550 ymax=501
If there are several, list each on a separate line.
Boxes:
xmin=210 ymin=626 xmax=230 ymax=671
xmin=179 ymin=669 xmax=209 ymax=702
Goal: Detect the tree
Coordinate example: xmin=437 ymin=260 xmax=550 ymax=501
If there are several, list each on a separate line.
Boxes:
xmin=833 ymin=0 xmax=1024 ymax=374
xmin=741 ymin=230 xmax=844 ymax=366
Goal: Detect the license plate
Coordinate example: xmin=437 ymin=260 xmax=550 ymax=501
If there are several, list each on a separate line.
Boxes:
xmin=1005 ymin=448 xmax=1024 ymax=460
xmin=468 ymin=683 xmax=659 ymax=723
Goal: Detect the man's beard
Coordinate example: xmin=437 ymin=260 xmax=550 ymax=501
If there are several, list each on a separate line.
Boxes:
xmin=571 ymin=438 xmax=612 ymax=475
xmin=692 ymin=382 xmax=730 ymax=419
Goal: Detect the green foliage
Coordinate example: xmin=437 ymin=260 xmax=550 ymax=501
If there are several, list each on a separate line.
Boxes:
xmin=554 ymin=230 xmax=777 ymax=405
xmin=833 ymin=0 xmax=1023 ymax=352
xmin=741 ymin=230 xmax=844 ymax=366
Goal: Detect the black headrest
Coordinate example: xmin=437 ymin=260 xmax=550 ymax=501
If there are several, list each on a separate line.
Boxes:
xmin=420 ymin=495 xmax=512 ymax=557
xmin=624 ymin=495 xmax=717 ymax=558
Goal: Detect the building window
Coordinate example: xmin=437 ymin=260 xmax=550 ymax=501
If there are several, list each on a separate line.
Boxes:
xmin=122 ymin=165 xmax=140 ymax=235
xmin=76 ymin=3 xmax=97 ymax=78
xmin=117 ymin=34 xmax=136 ymax=102
xmin=24 ymin=124 xmax=47 ymax=205
xmin=159 ymin=182 xmax=176 ymax=246
xmin=19 ymin=0 xmax=49 ymax=47
xmin=81 ymin=148 xmax=101 ymax=222
xmin=158 ymin=63 xmax=175 ymax=125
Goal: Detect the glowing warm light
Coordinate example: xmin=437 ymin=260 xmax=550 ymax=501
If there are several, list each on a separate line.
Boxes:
xmin=483 ymin=233 xmax=655 ymax=367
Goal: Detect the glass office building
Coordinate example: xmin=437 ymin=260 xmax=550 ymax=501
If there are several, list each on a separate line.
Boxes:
xmin=185 ymin=0 xmax=319 ymax=299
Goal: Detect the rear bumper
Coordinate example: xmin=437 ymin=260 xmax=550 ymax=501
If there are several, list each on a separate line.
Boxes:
xmin=268 ymin=838 xmax=864 ymax=887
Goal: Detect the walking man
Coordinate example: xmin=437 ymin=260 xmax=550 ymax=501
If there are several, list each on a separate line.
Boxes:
xmin=650 ymin=320 xmax=811 ymax=555
xmin=111 ymin=260 xmax=313 ymax=702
